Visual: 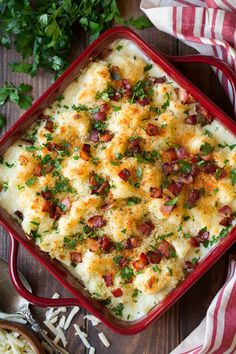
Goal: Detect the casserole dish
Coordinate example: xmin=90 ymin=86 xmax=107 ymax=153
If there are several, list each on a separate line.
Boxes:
xmin=0 ymin=26 xmax=236 ymax=335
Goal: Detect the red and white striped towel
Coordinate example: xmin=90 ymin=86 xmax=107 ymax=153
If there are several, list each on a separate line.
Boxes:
xmin=140 ymin=0 xmax=236 ymax=114
xmin=169 ymin=255 xmax=236 ymax=354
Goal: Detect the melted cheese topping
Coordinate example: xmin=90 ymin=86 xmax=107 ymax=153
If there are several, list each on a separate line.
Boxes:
xmin=0 ymin=39 xmax=236 ymax=321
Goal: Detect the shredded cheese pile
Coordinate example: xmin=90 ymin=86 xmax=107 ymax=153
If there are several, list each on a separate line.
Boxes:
xmin=0 ymin=329 xmax=35 ymax=354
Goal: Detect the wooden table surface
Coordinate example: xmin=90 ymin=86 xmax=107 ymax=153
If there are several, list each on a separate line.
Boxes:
xmin=0 ymin=2 xmax=235 ymax=354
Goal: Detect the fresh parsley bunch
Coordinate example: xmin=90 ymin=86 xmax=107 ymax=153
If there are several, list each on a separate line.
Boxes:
xmin=0 ymin=0 xmax=152 ymax=77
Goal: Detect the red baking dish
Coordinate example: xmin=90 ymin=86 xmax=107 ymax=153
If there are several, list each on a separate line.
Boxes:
xmin=0 ymin=26 xmax=236 ymax=335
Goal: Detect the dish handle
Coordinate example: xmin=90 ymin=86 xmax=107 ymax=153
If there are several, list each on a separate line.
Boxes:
xmin=8 ymin=233 xmax=80 ymax=307
xmin=167 ymin=54 xmax=236 ymax=108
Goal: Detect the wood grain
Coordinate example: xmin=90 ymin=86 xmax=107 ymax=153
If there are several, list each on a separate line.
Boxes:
xmin=0 ymin=1 xmax=234 ymax=353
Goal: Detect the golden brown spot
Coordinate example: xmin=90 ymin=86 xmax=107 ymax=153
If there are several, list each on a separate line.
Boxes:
xmin=18 ymin=155 xmax=28 ymax=166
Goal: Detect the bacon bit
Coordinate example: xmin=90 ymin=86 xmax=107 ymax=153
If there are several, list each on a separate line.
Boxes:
xmin=190 ymin=236 xmax=200 ymax=247
xmin=60 ymin=197 xmax=71 ymax=211
xmin=137 ymin=220 xmax=155 ymax=236
xmin=137 ymin=97 xmax=150 ymax=106
xmin=157 ymin=240 xmax=175 ymax=258
xmin=42 ymin=200 xmax=51 ymax=213
xmin=18 ymin=155 xmax=28 ymax=166
xmin=186 ymin=93 xmax=196 ymax=103
xmin=87 ymin=239 xmax=100 ymax=252
xmin=96 ymin=181 xmax=110 ymax=195
xmin=111 ymin=91 xmax=122 ymax=101
xmin=89 ymin=172 xmax=98 ymax=187
xmin=216 ymin=168 xmax=227 ymax=180
xmin=34 ymin=165 xmax=42 ymax=177
xmin=166 ymin=148 xmax=178 ymax=161
xmin=146 ymin=123 xmax=159 ymax=136
xmin=218 ymin=205 xmax=232 ymax=217
xmin=186 ymin=189 xmax=201 ymax=208
xmin=178 ymin=88 xmax=188 ymax=103
xmin=178 ymin=174 xmax=193 ymax=184
xmin=133 ymin=253 xmax=149 ymax=271
xmin=46 ymin=142 xmax=57 ymax=152
xmin=14 ymin=210 xmax=23 ymax=220
xmin=160 ymin=197 xmax=175 ymax=216
xmin=118 ymin=168 xmax=130 ymax=182
xmin=87 ymin=215 xmax=107 ymax=229
xmin=220 ymin=217 xmax=233 ymax=226
xmin=118 ymin=257 xmax=129 ymax=268
xmin=168 ymin=182 xmax=183 ymax=196
xmin=197 ymin=229 xmax=209 ymax=242
xmin=41 ymin=190 xmax=52 ymax=200
xmin=111 ymin=288 xmax=123 ymax=297
xmin=98 ymin=235 xmax=112 ymax=252
xmin=100 ymin=103 xmax=110 ymax=112
xmin=147 ymin=276 xmax=156 ymax=289
xmin=150 ymin=187 xmax=163 ymax=198
xmin=121 ymin=79 xmax=131 ymax=91
xmin=200 ymin=153 xmax=212 ymax=162
xmin=127 ymin=138 xmax=142 ymax=155
xmin=70 ymin=252 xmax=82 ymax=264
xmin=45 ymin=119 xmax=54 ymax=132
xmin=93 ymin=111 xmax=107 ymax=121
xmin=197 ymin=105 xmax=213 ymax=123
xmin=218 ymin=205 xmax=234 ymax=226
xmin=89 ymin=129 xmax=99 ymax=143
xmin=185 ymin=115 xmax=197 ymax=125
xmin=80 ymin=144 xmax=90 ymax=161
xmin=146 ymin=250 xmax=162 ymax=264
xmin=185 ymin=261 xmax=198 ymax=270
xmin=175 ymin=146 xmax=189 ymax=159
xmin=99 ymin=131 xmax=114 ymax=142
xmin=202 ymin=162 xmax=217 ymax=174
xmin=102 ymin=274 xmax=113 ymax=287
xmin=154 ymin=76 xmax=166 ymax=84
xmin=162 ymin=162 xmax=175 ymax=176
xmin=123 ymin=237 xmax=140 ymax=249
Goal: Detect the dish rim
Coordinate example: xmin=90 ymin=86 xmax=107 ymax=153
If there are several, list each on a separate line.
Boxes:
xmin=0 ymin=26 xmax=235 ymax=335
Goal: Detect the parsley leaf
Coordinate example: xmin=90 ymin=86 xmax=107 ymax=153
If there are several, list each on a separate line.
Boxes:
xmin=230 ymin=169 xmax=236 ymax=185
xmin=0 ymin=82 xmax=33 ymax=109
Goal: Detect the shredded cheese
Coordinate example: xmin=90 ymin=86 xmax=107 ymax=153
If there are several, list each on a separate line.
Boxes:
xmin=84 ymin=315 xmax=101 ymax=327
xmin=64 ymin=306 xmax=80 ymax=330
xmin=73 ymin=324 xmax=91 ymax=349
xmin=98 ymin=332 xmax=110 ymax=348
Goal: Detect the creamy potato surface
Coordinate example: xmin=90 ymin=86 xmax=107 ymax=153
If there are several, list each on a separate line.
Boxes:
xmin=0 ymin=39 xmax=235 ymax=320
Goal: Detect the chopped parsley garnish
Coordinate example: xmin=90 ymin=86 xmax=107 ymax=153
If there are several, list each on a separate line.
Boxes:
xmin=119 ymin=266 xmax=134 ymax=281
xmin=111 ymin=303 xmax=124 ymax=317
xmin=178 ymin=160 xmax=192 ymax=174
xmin=30 ymin=229 xmax=41 ymax=239
xmin=25 ymin=177 xmax=37 ymax=186
xmin=116 ymin=45 xmax=123 ymax=51
xmin=113 ymin=255 xmax=123 ymax=267
xmin=126 ymin=197 xmax=142 ymax=206
xmin=2 ymin=181 xmax=8 ymax=191
xmin=144 ymin=63 xmax=153 ymax=72
xmin=161 ymin=93 xmax=170 ymax=110
xmin=200 ymin=142 xmax=214 ymax=156
xmin=136 ymin=150 xmax=160 ymax=164
xmin=150 ymin=106 xmax=161 ymax=115
xmin=5 ymin=162 xmax=14 ymax=168
xmin=152 ymin=265 xmax=161 ymax=273
xmin=230 ymin=169 xmax=236 ymax=185
xmin=167 ymin=267 xmax=173 ymax=276
xmin=112 ymin=105 xmax=121 ymax=112
xmin=96 ymin=86 xmax=114 ymax=101
xmin=132 ymin=288 xmax=141 ymax=297
xmin=51 ymin=175 xmax=76 ymax=194
xmin=130 ymin=80 xmax=147 ymax=103
xmin=63 ymin=237 xmax=77 ymax=250
xmin=72 ymin=104 xmax=89 ymax=111
xmin=204 ymin=129 xmax=213 ymax=137
xmin=164 ymin=197 xmax=178 ymax=206
xmin=218 ymin=142 xmax=236 ymax=150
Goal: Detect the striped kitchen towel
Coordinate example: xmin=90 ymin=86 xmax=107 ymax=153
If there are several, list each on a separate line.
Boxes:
xmin=140 ymin=0 xmax=236 ymax=114
xmin=169 ymin=255 xmax=236 ymax=354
